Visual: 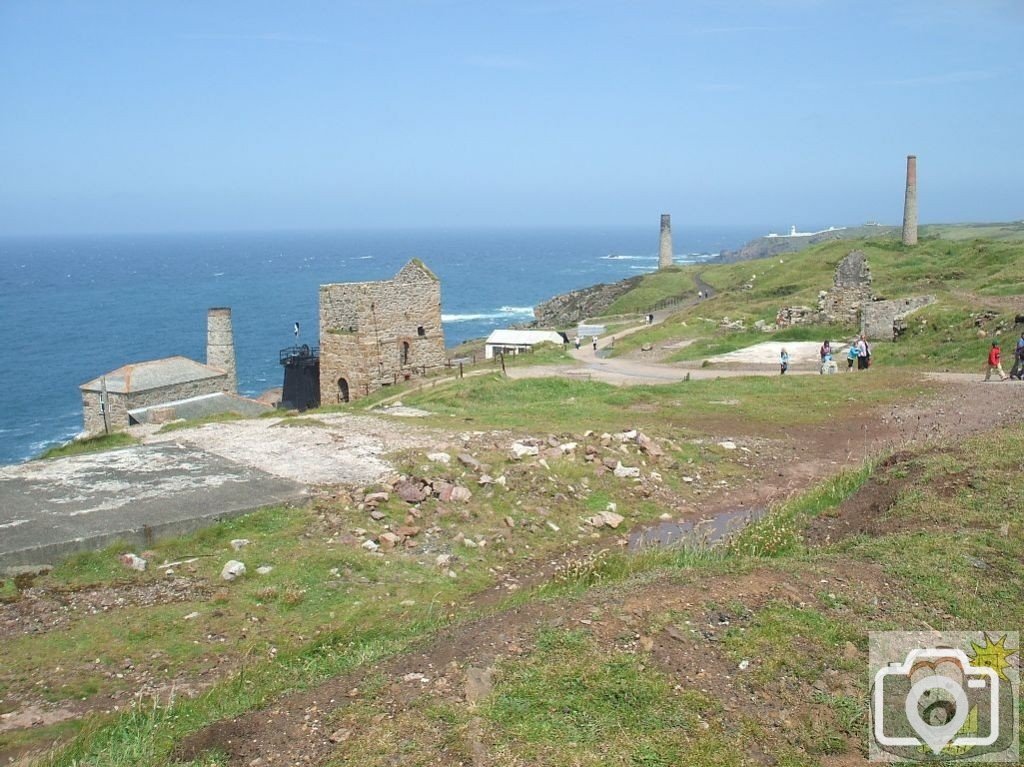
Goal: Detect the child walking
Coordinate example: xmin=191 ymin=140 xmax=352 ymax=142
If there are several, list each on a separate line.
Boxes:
xmin=985 ymin=340 xmax=1008 ymax=381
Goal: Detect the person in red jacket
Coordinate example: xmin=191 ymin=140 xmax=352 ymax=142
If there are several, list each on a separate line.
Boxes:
xmin=985 ymin=340 xmax=1008 ymax=381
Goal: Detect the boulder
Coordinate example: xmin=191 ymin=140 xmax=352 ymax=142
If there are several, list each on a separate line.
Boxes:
xmin=395 ymin=480 xmax=428 ymax=503
xmin=221 ymin=560 xmax=246 ymax=581
xmin=614 ymin=462 xmax=641 ymax=479
xmin=119 ymin=553 xmax=147 ymax=572
xmin=600 ymin=510 xmax=625 ymax=528
xmin=585 ymin=510 xmax=625 ymax=529
xmin=379 ymin=532 xmax=402 ymax=549
xmin=511 ymin=442 xmax=539 ymax=459
xmin=434 ymin=481 xmax=455 ymax=501
xmin=636 ymin=433 xmax=664 ymax=457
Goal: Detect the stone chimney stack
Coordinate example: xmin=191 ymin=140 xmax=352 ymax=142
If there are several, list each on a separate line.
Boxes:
xmin=902 ymin=155 xmax=918 ymax=246
xmin=206 ymin=307 xmax=237 ymax=394
xmin=658 ymin=214 xmax=673 ymax=269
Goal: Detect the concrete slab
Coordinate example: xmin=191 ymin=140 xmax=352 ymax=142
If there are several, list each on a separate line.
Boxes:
xmin=0 ymin=444 xmax=306 ymax=570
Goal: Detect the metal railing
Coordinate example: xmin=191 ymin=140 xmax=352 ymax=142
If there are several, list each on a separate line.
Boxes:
xmin=279 ymin=345 xmax=320 ymax=364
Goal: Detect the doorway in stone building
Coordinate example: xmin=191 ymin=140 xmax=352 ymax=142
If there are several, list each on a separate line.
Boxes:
xmin=337 ymin=377 xmax=350 ymax=403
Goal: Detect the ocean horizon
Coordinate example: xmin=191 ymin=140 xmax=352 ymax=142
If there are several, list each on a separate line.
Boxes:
xmin=0 ymin=225 xmax=781 ymax=464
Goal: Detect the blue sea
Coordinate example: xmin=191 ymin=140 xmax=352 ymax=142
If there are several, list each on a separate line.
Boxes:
xmin=0 ymin=225 xmax=768 ymax=464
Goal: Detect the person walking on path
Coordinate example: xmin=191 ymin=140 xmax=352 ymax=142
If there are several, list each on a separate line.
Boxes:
xmin=1010 ymin=332 xmax=1024 ymax=380
xmin=780 ymin=348 xmax=789 ymax=375
xmin=592 ymin=336 xmax=598 ymax=352
xmin=846 ymin=342 xmax=859 ymax=372
xmin=574 ymin=336 xmax=580 ymax=351
xmin=985 ymin=340 xmax=1008 ymax=381
xmin=856 ymin=335 xmax=870 ymax=370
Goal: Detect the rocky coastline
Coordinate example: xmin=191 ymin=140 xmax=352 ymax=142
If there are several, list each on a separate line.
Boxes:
xmin=528 ymin=275 xmax=644 ymax=328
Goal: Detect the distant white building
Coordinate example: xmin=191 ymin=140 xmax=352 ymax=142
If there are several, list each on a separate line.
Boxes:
xmin=484 ymin=329 xmax=566 ymax=359
xmin=765 ymin=225 xmax=846 ymax=238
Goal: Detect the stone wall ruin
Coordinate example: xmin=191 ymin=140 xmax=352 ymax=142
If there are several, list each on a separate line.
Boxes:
xmin=862 ymin=296 xmax=936 ymax=340
xmin=776 ymin=249 xmax=934 ymax=339
xmin=820 ymin=250 xmax=872 ymax=325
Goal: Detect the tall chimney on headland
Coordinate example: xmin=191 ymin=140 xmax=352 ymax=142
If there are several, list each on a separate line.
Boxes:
xmin=207 ymin=307 xmax=237 ymax=394
xmin=902 ymin=155 xmax=918 ymax=246
xmin=658 ymin=214 xmax=673 ymax=269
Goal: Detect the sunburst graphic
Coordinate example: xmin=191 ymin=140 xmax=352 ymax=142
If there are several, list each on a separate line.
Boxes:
xmin=968 ymin=633 xmax=1017 ymax=681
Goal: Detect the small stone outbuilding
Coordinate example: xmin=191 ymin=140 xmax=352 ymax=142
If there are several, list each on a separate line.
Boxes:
xmin=80 ymin=357 xmax=265 ymax=434
xmin=319 ymin=259 xmax=447 ymax=404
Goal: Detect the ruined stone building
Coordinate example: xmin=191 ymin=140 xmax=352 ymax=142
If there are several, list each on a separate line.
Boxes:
xmin=776 ymin=250 xmax=934 ymax=340
xmin=319 ymin=259 xmax=446 ymax=404
xmin=819 ymin=250 xmax=873 ymax=325
xmin=80 ymin=308 xmax=268 ymax=435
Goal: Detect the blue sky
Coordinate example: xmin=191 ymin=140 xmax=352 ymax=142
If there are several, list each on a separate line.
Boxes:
xmin=1 ymin=0 xmax=1021 ymax=234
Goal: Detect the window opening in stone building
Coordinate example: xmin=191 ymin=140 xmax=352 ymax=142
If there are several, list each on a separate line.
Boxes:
xmin=417 ymin=325 xmax=425 ymax=337
xmin=401 ymin=341 xmax=410 ymax=365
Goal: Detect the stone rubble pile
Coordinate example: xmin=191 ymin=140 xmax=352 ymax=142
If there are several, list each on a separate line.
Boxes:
xmin=305 ymin=427 xmax=678 ymax=560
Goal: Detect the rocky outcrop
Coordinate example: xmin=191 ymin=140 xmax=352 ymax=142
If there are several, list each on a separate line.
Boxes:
xmin=532 ymin=275 xmax=643 ymax=328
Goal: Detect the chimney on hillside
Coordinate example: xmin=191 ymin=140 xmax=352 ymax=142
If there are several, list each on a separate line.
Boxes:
xmin=658 ymin=214 xmax=674 ymax=269
xmin=902 ymin=155 xmax=918 ymax=246
xmin=207 ymin=307 xmax=237 ymax=394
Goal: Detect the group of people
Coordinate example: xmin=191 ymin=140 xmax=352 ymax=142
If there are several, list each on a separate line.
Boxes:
xmin=986 ymin=332 xmax=1024 ymax=381
xmin=573 ymin=336 xmax=599 ymax=352
xmin=779 ymin=336 xmax=872 ymax=376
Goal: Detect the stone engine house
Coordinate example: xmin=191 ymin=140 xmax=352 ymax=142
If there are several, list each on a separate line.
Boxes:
xmin=319 ymin=259 xmax=446 ymax=404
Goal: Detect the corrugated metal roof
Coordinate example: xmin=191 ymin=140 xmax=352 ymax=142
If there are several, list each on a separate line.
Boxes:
xmin=80 ymin=356 xmax=226 ymax=394
xmin=485 ymin=329 xmax=565 ymax=346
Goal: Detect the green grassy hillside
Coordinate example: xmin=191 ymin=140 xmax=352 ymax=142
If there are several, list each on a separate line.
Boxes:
xmin=607 ymin=235 xmax=1024 ymax=371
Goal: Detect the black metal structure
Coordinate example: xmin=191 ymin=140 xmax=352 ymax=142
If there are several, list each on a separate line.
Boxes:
xmin=279 ymin=345 xmax=320 ymax=411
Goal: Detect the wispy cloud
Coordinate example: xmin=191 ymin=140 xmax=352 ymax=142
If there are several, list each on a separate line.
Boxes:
xmin=466 ymin=55 xmax=535 ymax=71
xmin=878 ymin=70 xmax=997 ymax=87
xmin=182 ymin=32 xmax=328 ymax=44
